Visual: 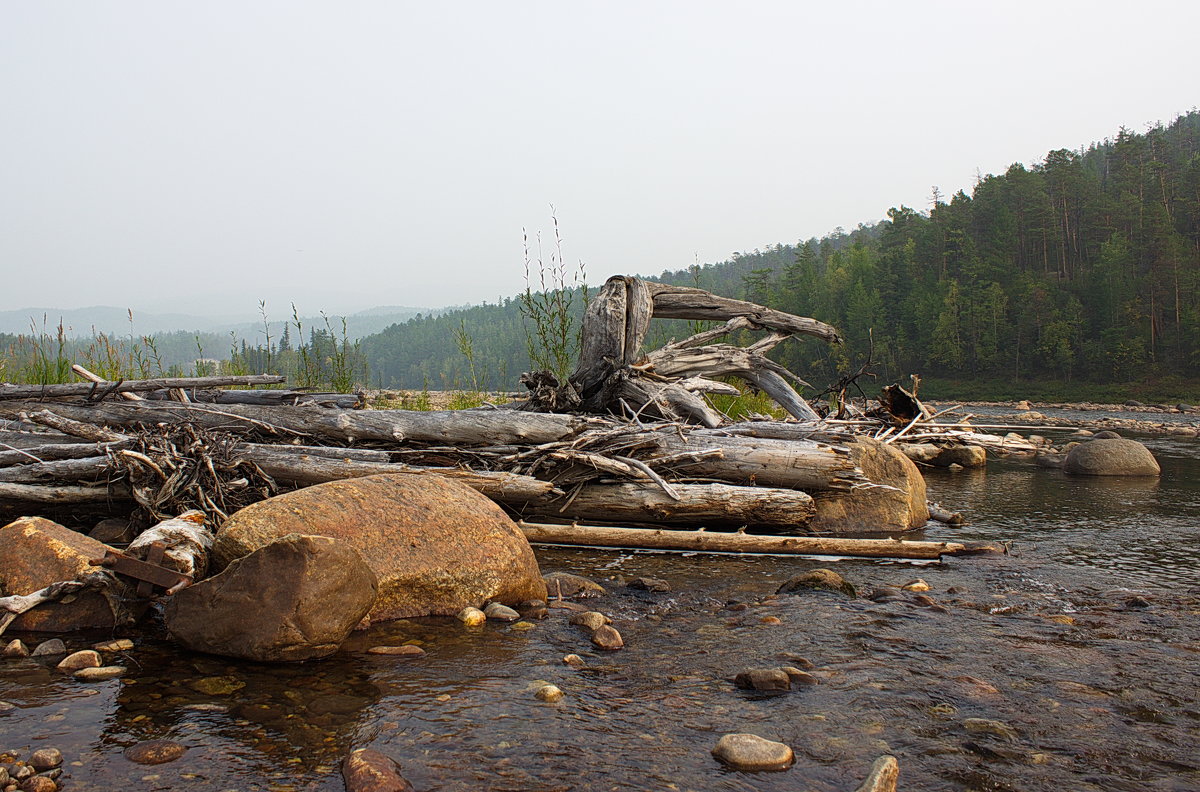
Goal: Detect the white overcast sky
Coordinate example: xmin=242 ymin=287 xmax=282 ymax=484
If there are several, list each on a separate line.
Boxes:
xmin=1 ymin=1 xmax=1196 ymax=316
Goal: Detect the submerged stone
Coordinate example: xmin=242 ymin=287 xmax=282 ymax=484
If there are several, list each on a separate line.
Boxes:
xmin=712 ymin=733 xmax=794 ymax=771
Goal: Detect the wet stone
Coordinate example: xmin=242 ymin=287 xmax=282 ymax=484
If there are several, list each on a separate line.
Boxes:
xmin=367 ymin=645 xmax=426 ymax=657
xmin=342 ymin=748 xmax=413 ymax=792
xmin=19 ymin=775 xmax=56 ymax=792
xmin=456 ymin=606 xmax=486 ymax=626
xmin=74 ymin=666 xmax=125 ymax=681
xmin=627 ymin=576 xmax=670 ymax=592
xmin=591 ymin=625 xmax=624 ymax=651
xmin=712 ymin=733 xmax=794 ymax=771
xmin=0 ymin=700 xmax=14 ymax=715
xmin=963 ymin=717 xmax=1018 ymax=741
xmin=91 ymin=639 xmax=134 ymax=652
xmin=2 ymin=640 xmax=30 ymax=658
xmin=562 ymin=654 xmax=586 ymax=669
xmin=868 ymin=587 xmax=904 ymax=602
xmin=28 ymin=750 xmax=61 ymax=771
xmin=734 ymin=668 xmax=792 ymax=693
xmin=853 ymin=755 xmax=899 ymax=792
xmin=543 ymin=571 xmax=606 ymax=599
xmin=484 ymin=602 xmax=520 ymax=621
xmin=776 ymin=568 xmax=856 ymax=597
xmin=30 ymin=640 xmax=66 ymax=657
xmin=56 ymin=650 xmax=101 ymax=673
xmin=568 ymin=611 xmax=610 ymax=632
xmin=187 ymin=676 xmax=244 ymax=696
xmin=901 ymin=578 xmax=930 ymax=592
xmin=124 ymin=740 xmax=187 ymax=765
xmin=535 ymin=684 xmax=564 ymax=703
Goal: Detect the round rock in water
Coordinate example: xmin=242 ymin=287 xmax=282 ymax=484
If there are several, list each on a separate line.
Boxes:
xmin=776 ymin=568 xmax=856 ymax=597
xmin=712 ymin=733 xmax=794 ymax=771
xmin=367 ymin=645 xmax=426 ymax=657
xmin=56 ymin=650 xmax=101 ymax=673
xmin=29 ymin=748 xmax=62 ymax=771
xmin=30 ymin=639 xmax=67 ymax=657
xmin=124 ymin=740 xmax=187 ymax=765
xmin=591 ymin=625 xmax=624 ymax=650
xmin=1064 ymin=439 xmax=1160 ymax=476
xmin=342 ymin=748 xmax=413 ymax=792
xmin=19 ymin=775 xmax=56 ymax=792
xmin=74 ymin=665 xmax=126 ymax=681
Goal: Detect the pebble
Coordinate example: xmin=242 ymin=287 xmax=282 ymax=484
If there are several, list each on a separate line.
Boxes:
xmin=456 ymin=606 xmax=486 ymax=626
xmin=776 ymin=653 xmax=815 ymax=669
xmin=781 ymin=666 xmax=818 ymax=686
xmin=568 ymin=611 xmax=610 ymax=632
xmin=92 ymin=639 xmax=134 ymax=652
xmin=74 ymin=666 xmax=126 ymax=682
xmin=542 ymin=572 xmax=607 ymax=599
xmin=342 ymin=747 xmax=413 ymax=792
xmin=0 ymin=700 xmax=14 ymax=715
xmin=483 ymin=602 xmax=520 ymax=622
xmin=759 ymin=616 xmax=782 ymax=625
xmin=590 ymin=625 xmax=624 ymax=650
xmin=28 ymin=750 xmax=61 ymax=771
xmin=534 ymin=684 xmax=564 ymax=703
xmin=711 ymin=733 xmax=794 ymax=771
xmin=56 ymin=650 xmax=101 ymax=673
xmin=367 ymin=645 xmax=426 ymax=657
xmin=963 ymin=717 xmax=1018 ymax=741
xmin=123 ymin=740 xmax=187 ymax=765
xmin=188 ymin=676 xmax=243 ymax=695
xmin=30 ymin=640 xmax=66 ymax=657
xmin=509 ymin=621 xmax=536 ymax=632
xmin=2 ymin=640 xmax=30 ymax=659
xmin=562 ymin=654 xmax=586 ymax=669
xmin=901 ymin=579 xmax=930 ymax=592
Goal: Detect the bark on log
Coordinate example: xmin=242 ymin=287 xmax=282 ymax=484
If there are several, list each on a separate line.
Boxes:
xmin=26 ymin=410 xmax=128 ymax=442
xmin=0 ymin=374 xmax=287 ymax=401
xmin=644 ymin=281 xmax=842 ymax=342
xmin=521 ymin=482 xmax=814 ymax=529
xmin=0 ymin=455 xmax=110 ymax=484
xmin=0 ymin=440 xmax=130 ymax=467
xmin=236 ymin=446 xmax=562 ymax=503
xmin=651 ymin=432 xmax=862 ymax=491
xmin=517 ymin=522 xmax=1002 ymax=559
xmin=0 ymin=481 xmax=130 ymax=505
xmin=0 ymin=401 xmax=594 ymax=446
xmin=140 ymin=389 xmax=361 ymax=408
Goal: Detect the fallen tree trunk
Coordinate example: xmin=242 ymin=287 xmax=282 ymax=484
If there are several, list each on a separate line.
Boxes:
xmin=0 ymin=481 xmax=130 ymax=506
xmin=0 ymin=374 xmax=287 ymax=401
xmin=0 ymin=440 xmax=130 ymax=467
xmin=0 ymin=400 xmax=595 ymax=446
xmin=517 ymin=521 xmax=1004 ymax=559
xmin=522 ymin=482 xmax=815 ymax=529
xmin=0 ymin=455 xmax=111 ymax=484
xmin=140 ymin=389 xmax=361 ymax=408
xmin=236 ymin=446 xmax=562 ymax=503
xmin=651 ymin=431 xmax=862 ymax=491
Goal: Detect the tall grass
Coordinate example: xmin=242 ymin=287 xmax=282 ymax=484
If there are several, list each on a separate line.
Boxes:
xmin=518 ymin=211 xmax=588 ymax=381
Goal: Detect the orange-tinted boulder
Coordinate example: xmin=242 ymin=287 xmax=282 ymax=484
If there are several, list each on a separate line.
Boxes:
xmin=213 ymin=473 xmax=546 ymax=621
xmin=811 ymin=438 xmax=929 ymax=534
xmin=0 ymin=517 xmax=126 ymax=632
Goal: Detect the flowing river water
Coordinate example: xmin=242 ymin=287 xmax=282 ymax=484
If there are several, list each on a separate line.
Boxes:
xmin=2 ymin=422 xmax=1199 ymax=791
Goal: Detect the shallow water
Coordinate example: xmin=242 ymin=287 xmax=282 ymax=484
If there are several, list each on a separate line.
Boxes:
xmin=3 ymin=431 xmax=1199 ymax=791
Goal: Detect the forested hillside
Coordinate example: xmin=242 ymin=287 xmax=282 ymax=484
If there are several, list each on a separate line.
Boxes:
xmin=358 ymin=112 xmax=1200 ymax=398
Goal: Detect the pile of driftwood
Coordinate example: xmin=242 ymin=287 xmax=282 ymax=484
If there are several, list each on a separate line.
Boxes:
xmin=0 ymin=277 xmax=1013 ymax=561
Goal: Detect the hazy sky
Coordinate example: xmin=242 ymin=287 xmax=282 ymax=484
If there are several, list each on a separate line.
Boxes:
xmin=2 ymin=2 xmax=1196 ymax=316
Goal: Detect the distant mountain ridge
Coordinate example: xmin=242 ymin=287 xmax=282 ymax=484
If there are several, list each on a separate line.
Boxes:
xmin=0 ymin=305 xmax=433 ymax=341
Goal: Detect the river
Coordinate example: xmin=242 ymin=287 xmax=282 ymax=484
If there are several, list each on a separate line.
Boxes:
xmin=2 ymin=422 xmax=1198 ymax=791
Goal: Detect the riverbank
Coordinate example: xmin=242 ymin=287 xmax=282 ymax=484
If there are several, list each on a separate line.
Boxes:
xmin=925 ymin=400 xmax=1200 ymax=437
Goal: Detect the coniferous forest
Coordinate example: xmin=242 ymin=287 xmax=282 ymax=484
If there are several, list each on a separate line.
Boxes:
xmin=361 ymin=112 xmax=1200 ymax=400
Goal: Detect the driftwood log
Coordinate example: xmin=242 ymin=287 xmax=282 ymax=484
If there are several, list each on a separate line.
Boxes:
xmin=0 ymin=374 xmax=287 ymax=401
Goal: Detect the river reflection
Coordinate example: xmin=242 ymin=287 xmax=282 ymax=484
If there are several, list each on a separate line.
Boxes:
xmin=2 ymin=430 xmax=1199 ymax=791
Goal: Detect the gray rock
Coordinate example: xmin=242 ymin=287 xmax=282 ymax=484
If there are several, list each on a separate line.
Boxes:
xmin=932 ymin=445 xmax=987 ymax=468
xmin=164 ymin=534 xmax=377 ymax=662
xmin=342 ymin=748 xmax=413 ymax=792
xmin=1092 ymin=430 xmax=1122 ymax=439
xmin=0 ymin=700 xmax=17 ymax=715
xmin=627 ymin=576 xmax=670 ymax=592
xmin=777 ymin=568 xmax=856 ymax=597
xmin=1064 ymin=439 xmax=1160 ymax=476
xmin=30 ymin=639 xmax=66 ymax=657
xmin=712 ymin=733 xmax=794 ymax=771
xmin=483 ymin=602 xmax=520 ymax=621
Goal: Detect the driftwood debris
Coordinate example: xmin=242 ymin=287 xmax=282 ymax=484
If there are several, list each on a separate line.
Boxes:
xmin=0 ymin=281 xmax=1026 ymax=564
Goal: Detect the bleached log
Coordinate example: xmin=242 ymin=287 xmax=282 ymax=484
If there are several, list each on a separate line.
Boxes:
xmin=0 ymin=455 xmax=110 ymax=484
xmin=236 ymin=445 xmax=562 ymax=503
xmin=644 ymin=281 xmax=842 ymax=342
xmin=71 ymin=363 xmax=142 ymax=401
xmin=651 ymin=431 xmax=862 ymax=491
xmin=26 ymin=410 xmax=128 ymax=442
xmin=0 ymin=440 xmax=131 ymax=467
xmin=0 ymin=374 xmax=287 ymax=401
xmin=127 ymin=511 xmax=213 ymax=579
xmin=0 ymin=481 xmax=130 ymax=505
xmin=0 ymin=400 xmax=595 ymax=446
xmin=522 ymin=482 xmax=815 ymax=529
xmin=0 ymin=574 xmax=113 ymax=637
xmin=517 ymin=522 xmax=1003 ymax=559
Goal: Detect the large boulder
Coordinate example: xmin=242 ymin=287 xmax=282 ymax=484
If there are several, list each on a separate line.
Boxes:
xmin=213 ymin=473 xmax=546 ymax=621
xmin=164 ymin=534 xmax=377 ymax=662
xmin=0 ymin=517 xmax=128 ymax=632
xmin=1064 ymin=439 xmax=1160 ymax=476
xmin=811 ymin=438 xmax=928 ymax=534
